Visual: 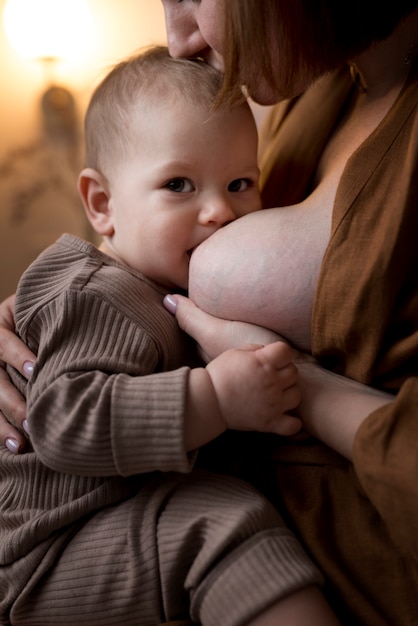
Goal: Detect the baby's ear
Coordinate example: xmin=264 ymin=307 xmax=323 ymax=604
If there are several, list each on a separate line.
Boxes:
xmin=78 ymin=168 xmax=114 ymax=236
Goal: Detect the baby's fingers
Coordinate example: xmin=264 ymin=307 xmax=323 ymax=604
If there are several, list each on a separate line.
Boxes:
xmin=255 ymin=340 xmax=294 ymax=371
xmin=270 ymin=413 xmax=302 ymax=437
xmin=257 ymin=342 xmax=299 ymax=393
xmin=280 ymin=378 xmax=301 ymax=413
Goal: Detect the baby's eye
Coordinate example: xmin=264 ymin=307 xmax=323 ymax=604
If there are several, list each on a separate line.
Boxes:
xmin=228 ymin=178 xmax=252 ymax=192
xmin=165 ymin=177 xmax=194 ymax=193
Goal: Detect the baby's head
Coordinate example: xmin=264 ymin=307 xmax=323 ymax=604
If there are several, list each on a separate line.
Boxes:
xmin=78 ymin=46 xmax=261 ymax=289
xmin=84 ymin=46 xmax=226 ymax=175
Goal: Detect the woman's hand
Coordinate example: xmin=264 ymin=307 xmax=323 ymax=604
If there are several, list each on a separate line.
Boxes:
xmin=0 ymin=295 xmax=36 ymax=453
xmin=164 ymin=293 xmax=285 ymax=362
xmin=164 ymin=293 xmax=394 ymax=460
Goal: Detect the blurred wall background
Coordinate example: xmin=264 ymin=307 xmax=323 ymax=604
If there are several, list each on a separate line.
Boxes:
xmin=0 ymin=0 xmax=167 ymax=299
xmin=0 ymin=0 xmax=269 ymax=300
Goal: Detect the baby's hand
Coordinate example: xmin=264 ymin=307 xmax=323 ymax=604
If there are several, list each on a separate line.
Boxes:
xmin=207 ymin=341 xmax=302 ymax=436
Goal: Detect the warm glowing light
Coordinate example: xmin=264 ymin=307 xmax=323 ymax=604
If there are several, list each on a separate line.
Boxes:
xmin=3 ymin=0 xmax=93 ymax=61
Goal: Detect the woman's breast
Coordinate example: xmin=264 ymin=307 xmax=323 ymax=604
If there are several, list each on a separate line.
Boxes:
xmin=189 ymin=194 xmax=333 ymax=353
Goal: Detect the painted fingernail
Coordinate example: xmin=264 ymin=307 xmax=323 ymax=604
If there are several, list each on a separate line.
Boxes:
xmin=163 ymin=294 xmax=178 ymax=314
xmin=6 ymin=438 xmax=19 ymax=454
xmin=23 ymin=361 xmax=35 ymax=378
xmin=23 ymin=419 xmax=30 ymax=434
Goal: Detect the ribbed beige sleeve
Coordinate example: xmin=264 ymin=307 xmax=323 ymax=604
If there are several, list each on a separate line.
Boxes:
xmin=15 ymin=235 xmax=196 ymax=477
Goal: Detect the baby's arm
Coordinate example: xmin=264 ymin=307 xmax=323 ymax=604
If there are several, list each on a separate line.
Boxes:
xmin=183 ymin=341 xmax=302 ymax=451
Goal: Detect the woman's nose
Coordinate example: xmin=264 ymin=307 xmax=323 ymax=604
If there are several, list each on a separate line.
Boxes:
xmin=163 ymin=5 xmax=208 ymax=60
xmin=167 ymin=30 xmax=210 ymax=60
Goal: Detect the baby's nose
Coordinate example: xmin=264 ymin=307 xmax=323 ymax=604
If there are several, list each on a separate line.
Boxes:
xmin=199 ymin=198 xmax=236 ymax=226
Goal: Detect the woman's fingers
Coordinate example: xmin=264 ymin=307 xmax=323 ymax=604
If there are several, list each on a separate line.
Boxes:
xmin=0 ymin=295 xmax=36 ymax=378
xmin=164 ymin=294 xmax=236 ymax=360
xmin=0 ymin=367 xmax=28 ymax=453
xmin=0 ymin=295 xmax=33 ymax=452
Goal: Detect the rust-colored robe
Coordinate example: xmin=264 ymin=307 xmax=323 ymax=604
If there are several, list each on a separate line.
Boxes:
xmin=255 ymin=59 xmax=418 ymax=624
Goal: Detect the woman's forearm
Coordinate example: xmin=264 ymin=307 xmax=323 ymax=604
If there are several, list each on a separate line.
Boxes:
xmin=296 ymin=362 xmax=394 ymax=460
xmin=163 ymin=293 xmax=394 ymax=461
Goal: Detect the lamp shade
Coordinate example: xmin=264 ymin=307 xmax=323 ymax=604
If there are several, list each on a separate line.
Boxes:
xmin=3 ymin=0 xmax=93 ymax=61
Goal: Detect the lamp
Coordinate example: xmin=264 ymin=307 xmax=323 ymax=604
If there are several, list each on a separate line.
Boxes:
xmin=3 ymin=0 xmax=92 ymax=62
xmin=3 ymin=0 xmax=93 ymax=142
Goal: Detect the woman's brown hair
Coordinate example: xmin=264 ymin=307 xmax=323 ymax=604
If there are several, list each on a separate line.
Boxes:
xmin=219 ymin=0 xmax=418 ymax=103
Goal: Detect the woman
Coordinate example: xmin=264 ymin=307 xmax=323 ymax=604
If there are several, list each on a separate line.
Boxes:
xmin=1 ymin=0 xmax=418 ymax=623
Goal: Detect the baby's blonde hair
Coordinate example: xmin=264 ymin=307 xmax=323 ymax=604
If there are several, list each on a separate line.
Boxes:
xmin=85 ymin=46 xmax=226 ymax=173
